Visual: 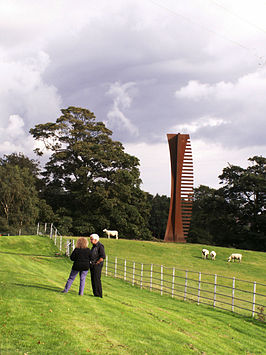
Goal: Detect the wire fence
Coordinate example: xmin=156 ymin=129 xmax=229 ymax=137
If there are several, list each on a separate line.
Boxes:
xmin=48 ymin=233 xmax=265 ymax=320
xmin=104 ymin=256 xmax=265 ymax=319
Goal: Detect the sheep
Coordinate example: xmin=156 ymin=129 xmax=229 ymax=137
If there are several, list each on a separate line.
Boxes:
xmin=103 ymin=228 xmax=118 ymax=239
xmin=210 ymin=251 xmax=216 ymax=260
xmin=228 ymin=253 xmax=242 ymax=263
xmin=202 ymin=248 xmax=209 ymax=259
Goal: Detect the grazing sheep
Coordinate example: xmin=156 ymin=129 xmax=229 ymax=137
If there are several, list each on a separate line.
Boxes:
xmin=228 ymin=253 xmax=242 ymax=263
xmin=202 ymin=248 xmax=209 ymax=259
xmin=210 ymin=251 xmax=216 ymax=260
xmin=103 ymin=228 xmax=118 ymax=239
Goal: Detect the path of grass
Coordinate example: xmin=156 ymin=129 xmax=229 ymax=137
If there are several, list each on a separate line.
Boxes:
xmin=0 ymin=235 xmax=265 ymax=354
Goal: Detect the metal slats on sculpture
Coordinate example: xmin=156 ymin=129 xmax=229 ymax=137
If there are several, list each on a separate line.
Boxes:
xmin=164 ymin=133 xmax=193 ymax=243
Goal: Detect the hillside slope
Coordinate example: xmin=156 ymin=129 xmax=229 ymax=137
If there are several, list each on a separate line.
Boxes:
xmin=0 ymin=235 xmax=265 ymax=355
xmin=87 ymin=238 xmax=266 ymax=283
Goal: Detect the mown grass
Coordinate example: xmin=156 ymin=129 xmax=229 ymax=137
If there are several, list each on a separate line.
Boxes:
xmin=0 ymin=235 xmax=265 ymax=354
xmin=63 ymin=237 xmax=266 ymax=317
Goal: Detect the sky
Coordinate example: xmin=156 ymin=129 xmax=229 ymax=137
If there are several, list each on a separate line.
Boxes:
xmin=1 ymin=0 xmax=266 ymax=196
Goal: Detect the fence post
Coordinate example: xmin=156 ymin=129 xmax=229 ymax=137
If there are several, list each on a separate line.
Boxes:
xmin=184 ymin=270 xmax=188 ymax=301
xmin=160 ymin=265 xmax=163 ymax=296
xmin=72 ymin=239 xmax=75 ymax=251
xmin=66 ymin=239 xmax=69 ymax=256
xmin=36 ymin=222 xmax=40 ymax=236
xmin=213 ymin=274 xmax=217 ymax=308
xmin=115 ymin=257 xmax=117 ymax=278
xmin=150 ymin=264 xmax=153 ymax=291
xmin=232 ymin=277 xmax=235 ymax=312
xmin=44 ymin=223 xmax=47 ymax=234
xmin=140 ymin=263 xmax=143 ymax=289
xmin=171 ymin=267 xmax=175 ymax=298
xmin=124 ymin=259 xmax=127 ymax=281
xmin=132 ymin=262 xmax=135 ymax=286
xmin=252 ymin=281 xmax=256 ymax=317
xmin=49 ymin=223 xmax=53 ymax=239
xmin=197 ymin=272 xmax=201 ymax=305
xmin=54 ymin=234 xmax=57 ymax=246
xmin=105 ymin=255 xmax=108 ymax=276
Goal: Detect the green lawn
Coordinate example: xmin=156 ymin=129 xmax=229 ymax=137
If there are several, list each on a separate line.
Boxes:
xmin=0 ymin=235 xmax=265 ymax=354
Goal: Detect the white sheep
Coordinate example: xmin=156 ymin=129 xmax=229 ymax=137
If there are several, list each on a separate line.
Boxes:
xmin=210 ymin=251 xmax=216 ymax=260
xmin=202 ymin=248 xmax=209 ymax=259
xmin=228 ymin=253 xmax=242 ymax=263
xmin=103 ymin=229 xmax=118 ymax=239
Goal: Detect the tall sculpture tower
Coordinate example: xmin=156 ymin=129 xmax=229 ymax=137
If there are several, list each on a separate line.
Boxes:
xmin=164 ymin=133 xmax=193 ymax=243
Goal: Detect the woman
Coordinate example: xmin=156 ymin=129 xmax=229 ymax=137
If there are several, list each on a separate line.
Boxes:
xmin=62 ymin=237 xmax=91 ymax=295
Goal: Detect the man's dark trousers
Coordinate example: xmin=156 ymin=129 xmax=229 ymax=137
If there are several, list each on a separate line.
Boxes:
xmin=90 ymin=263 xmax=103 ymax=297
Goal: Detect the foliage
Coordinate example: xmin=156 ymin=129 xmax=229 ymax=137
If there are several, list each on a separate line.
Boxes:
xmin=30 ymin=106 xmax=152 ymax=239
xmin=148 ymin=193 xmax=170 ymax=239
xmin=0 ymin=161 xmax=39 ymax=234
xmin=188 ymin=156 xmax=266 ymax=251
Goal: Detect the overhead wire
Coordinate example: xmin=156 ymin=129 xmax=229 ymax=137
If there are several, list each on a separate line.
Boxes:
xmin=208 ymin=0 xmax=266 ymax=35
xmin=146 ymin=0 xmax=266 ymax=66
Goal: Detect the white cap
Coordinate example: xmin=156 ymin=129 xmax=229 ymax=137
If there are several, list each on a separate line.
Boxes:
xmin=90 ymin=233 xmax=99 ymax=241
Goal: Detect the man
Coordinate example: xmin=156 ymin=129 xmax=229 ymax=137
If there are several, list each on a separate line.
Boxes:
xmin=89 ymin=234 xmax=106 ymax=298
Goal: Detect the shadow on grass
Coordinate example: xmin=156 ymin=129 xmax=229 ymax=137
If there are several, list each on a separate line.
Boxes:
xmin=12 ymin=282 xmax=96 ymax=297
xmin=0 ymin=250 xmax=64 ymax=258
xmin=12 ymin=282 xmax=63 ymax=293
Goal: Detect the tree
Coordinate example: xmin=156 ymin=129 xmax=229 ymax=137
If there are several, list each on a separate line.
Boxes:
xmin=188 ymin=156 xmax=266 ymax=251
xmin=187 ymin=185 xmax=238 ymax=246
xmin=218 ymin=156 xmax=266 ymax=250
xmin=148 ymin=194 xmax=170 ymax=239
xmin=0 ymin=163 xmax=39 ymax=234
xmin=30 ymin=106 xmax=152 ymax=239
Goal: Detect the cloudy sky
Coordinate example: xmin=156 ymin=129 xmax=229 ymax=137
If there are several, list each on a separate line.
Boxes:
xmin=1 ymin=0 xmax=266 ymax=195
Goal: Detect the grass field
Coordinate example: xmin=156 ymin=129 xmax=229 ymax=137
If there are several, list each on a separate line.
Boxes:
xmin=0 ymin=235 xmax=265 ymax=354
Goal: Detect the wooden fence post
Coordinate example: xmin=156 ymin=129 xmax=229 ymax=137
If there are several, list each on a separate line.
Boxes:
xmin=197 ymin=272 xmax=201 ymax=305
xmin=160 ymin=265 xmax=163 ymax=296
xmin=49 ymin=223 xmax=53 ymax=239
xmin=171 ymin=267 xmax=175 ymax=298
xmin=132 ymin=262 xmax=135 ymax=286
xmin=140 ymin=264 xmax=143 ymax=289
xmin=72 ymin=239 xmax=75 ymax=252
xmin=105 ymin=255 xmax=108 ymax=276
xmin=115 ymin=257 xmax=117 ymax=278
xmin=36 ymin=223 xmax=39 ymax=236
xmin=150 ymin=264 xmax=153 ymax=291
xmin=66 ymin=239 xmax=69 ymax=256
xmin=184 ymin=270 xmax=188 ymax=301
xmin=213 ymin=274 xmax=217 ymax=308
xmin=252 ymin=281 xmax=256 ymax=317
xmin=232 ymin=277 xmax=236 ymax=312
xmin=124 ymin=259 xmax=127 ymax=281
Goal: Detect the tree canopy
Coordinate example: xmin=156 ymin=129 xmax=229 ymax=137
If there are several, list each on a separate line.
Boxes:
xmin=30 ymin=106 xmax=152 ymax=239
xmin=187 ymin=156 xmax=266 ymax=251
xmin=0 ymin=154 xmax=40 ymax=234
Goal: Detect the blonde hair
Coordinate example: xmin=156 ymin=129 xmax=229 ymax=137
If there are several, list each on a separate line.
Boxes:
xmin=76 ymin=237 xmax=88 ymax=249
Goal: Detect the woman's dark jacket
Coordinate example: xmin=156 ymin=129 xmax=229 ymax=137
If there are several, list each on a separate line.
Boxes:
xmin=70 ymin=248 xmax=91 ymax=271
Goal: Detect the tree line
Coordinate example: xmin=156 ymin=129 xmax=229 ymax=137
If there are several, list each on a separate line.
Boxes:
xmin=0 ymin=106 xmax=265 ymax=251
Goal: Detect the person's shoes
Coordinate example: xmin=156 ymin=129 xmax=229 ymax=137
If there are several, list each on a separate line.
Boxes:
xmin=61 ymin=290 xmax=67 ymax=293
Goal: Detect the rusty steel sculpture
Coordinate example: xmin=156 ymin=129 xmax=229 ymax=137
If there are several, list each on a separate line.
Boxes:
xmin=164 ymin=133 xmax=193 ymax=243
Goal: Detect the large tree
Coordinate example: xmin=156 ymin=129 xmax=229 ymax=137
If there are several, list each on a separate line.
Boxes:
xmin=30 ymin=106 xmax=152 ymax=239
xmin=188 ymin=156 xmax=266 ymax=251
xmin=218 ymin=155 xmax=266 ymax=250
xmin=148 ymin=194 xmax=170 ymax=239
xmin=0 ymin=162 xmax=39 ymax=234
